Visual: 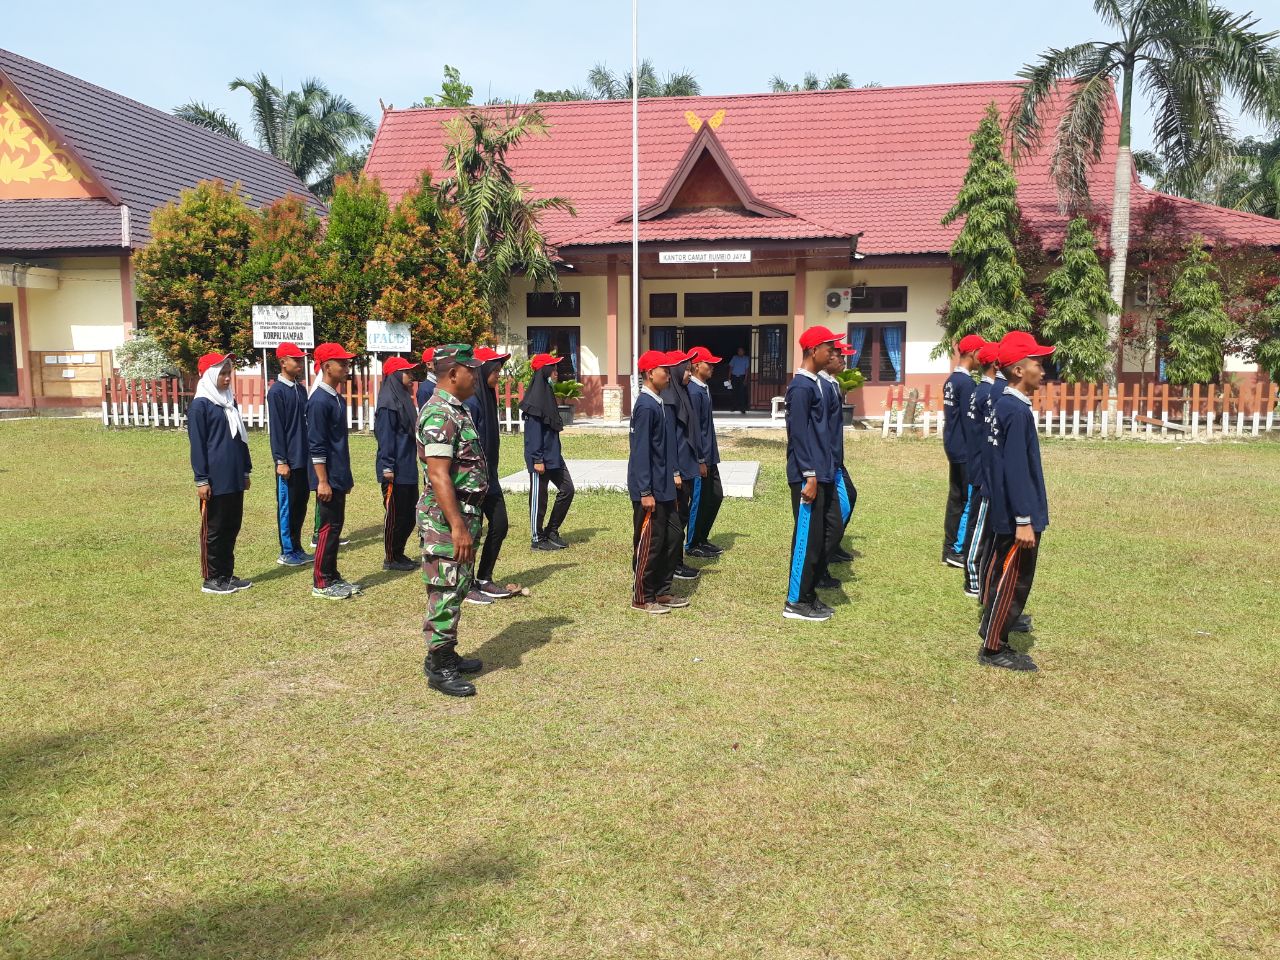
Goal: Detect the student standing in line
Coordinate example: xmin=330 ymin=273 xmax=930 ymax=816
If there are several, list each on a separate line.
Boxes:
xmin=978 ymin=331 xmax=1054 ymax=672
xmin=962 ymin=341 xmax=1000 ymax=598
xmin=415 ymin=346 xmax=438 ymax=408
xmin=463 ymin=346 xmax=521 ymax=604
xmin=659 ymin=350 xmax=702 ymax=584
xmin=729 ymin=346 xmax=750 ymax=414
xmin=308 ymin=342 xmax=360 ymax=600
xmin=374 ymin=355 xmax=425 ymax=573
xmin=189 ymin=353 xmax=253 ymax=595
xmin=820 ymin=345 xmax=859 ymax=567
xmin=266 ymin=341 xmax=312 ymax=567
xmin=684 ymin=346 xmax=725 ymax=559
xmin=783 ymin=326 xmax=844 ymax=622
xmin=942 ymin=334 xmax=985 ymax=567
xmin=520 ymin=353 xmax=575 ymax=551
xmin=629 ymin=350 xmax=686 ymax=614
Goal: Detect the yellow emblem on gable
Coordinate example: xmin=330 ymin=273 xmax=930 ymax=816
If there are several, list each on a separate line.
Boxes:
xmin=0 ymin=83 xmax=101 ymax=199
xmin=684 ymin=109 xmax=726 ymax=131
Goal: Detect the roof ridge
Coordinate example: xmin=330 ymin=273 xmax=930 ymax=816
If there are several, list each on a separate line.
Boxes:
xmin=1139 ymin=186 xmax=1280 ymax=230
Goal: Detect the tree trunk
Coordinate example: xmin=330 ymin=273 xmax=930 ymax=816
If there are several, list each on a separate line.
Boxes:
xmin=1104 ymin=66 xmax=1136 ymax=413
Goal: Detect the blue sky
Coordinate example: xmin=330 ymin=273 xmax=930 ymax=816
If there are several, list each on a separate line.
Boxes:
xmin=7 ymin=0 xmax=1278 ymax=151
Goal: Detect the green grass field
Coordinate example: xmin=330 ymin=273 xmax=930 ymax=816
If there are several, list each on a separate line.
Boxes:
xmin=1 ymin=420 xmax=1278 ymax=959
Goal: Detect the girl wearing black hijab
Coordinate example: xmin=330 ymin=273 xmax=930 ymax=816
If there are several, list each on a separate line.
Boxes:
xmin=373 ymin=356 xmax=423 ymax=572
xmin=520 ymin=353 xmax=576 ymax=550
xmin=659 ymin=351 xmax=704 ymax=585
xmin=463 ymin=347 xmax=522 ymax=603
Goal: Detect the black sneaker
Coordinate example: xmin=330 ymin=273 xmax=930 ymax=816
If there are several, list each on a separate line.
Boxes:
xmin=532 ymin=538 xmax=561 ymax=551
xmin=226 ymin=575 xmax=253 ymax=591
xmin=464 ymin=588 xmax=493 ymax=606
xmin=311 ymin=537 xmax=351 ymax=548
xmin=812 ymin=598 xmax=835 ymax=616
xmin=544 ymin=531 xmax=569 ymax=548
xmin=977 ymin=647 xmax=1038 ymax=672
xmin=816 ymin=574 xmax=840 ymax=589
xmin=943 ymin=553 xmax=966 ymax=568
xmin=477 ymin=580 xmax=514 ymax=599
xmin=830 ymin=548 xmax=853 ymax=563
xmin=201 ymin=577 xmax=236 ymax=595
xmin=673 ymin=564 xmax=701 ymax=580
xmin=783 ymin=601 xmax=831 ymax=622
xmin=685 ymin=545 xmax=717 ymax=560
xmin=1011 ymin=614 xmax=1033 ymax=633
xmin=697 ymin=541 xmax=724 ymax=556
xmin=383 ymin=558 xmax=417 ymax=572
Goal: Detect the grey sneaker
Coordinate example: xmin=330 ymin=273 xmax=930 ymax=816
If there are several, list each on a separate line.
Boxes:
xmin=630 ymin=601 xmax=671 ymax=615
xmin=334 ymin=578 xmax=363 ymax=595
xmin=464 ymin=588 xmax=494 ymax=605
xmin=202 ymin=577 xmax=235 ymax=595
xmin=783 ymin=601 xmax=831 ymax=622
xmin=312 ymin=583 xmax=352 ymax=600
xmin=227 ymin=576 xmax=253 ymax=591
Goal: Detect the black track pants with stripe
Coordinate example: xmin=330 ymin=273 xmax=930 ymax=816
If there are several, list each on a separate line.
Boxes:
xmin=978 ymin=531 xmax=1040 ymax=651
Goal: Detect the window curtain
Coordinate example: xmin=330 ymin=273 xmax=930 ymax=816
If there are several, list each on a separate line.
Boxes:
xmin=652 ymin=327 xmax=676 ymax=352
xmin=882 ymin=326 xmax=903 ymax=381
xmin=847 ymin=327 xmax=868 ymax=369
xmin=531 ymin=329 xmax=550 ymax=355
xmin=566 ymin=328 xmax=579 ymax=377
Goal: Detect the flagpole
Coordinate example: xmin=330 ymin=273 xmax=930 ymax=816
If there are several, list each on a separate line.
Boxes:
xmin=630 ymin=0 xmax=640 ymax=411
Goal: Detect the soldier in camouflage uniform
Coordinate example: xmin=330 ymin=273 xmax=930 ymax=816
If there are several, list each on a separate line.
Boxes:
xmin=417 ymin=344 xmax=489 ymax=697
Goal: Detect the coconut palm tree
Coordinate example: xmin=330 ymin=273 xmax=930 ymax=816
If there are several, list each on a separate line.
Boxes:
xmin=175 ymin=74 xmax=374 ymax=197
xmin=1137 ymin=135 xmax=1280 ymax=216
xmin=768 ymin=72 xmax=854 ymax=92
xmin=1010 ymin=0 xmax=1280 ymax=388
xmin=585 ymin=60 xmax=701 ymax=99
xmin=437 ymin=105 xmax=576 ymax=318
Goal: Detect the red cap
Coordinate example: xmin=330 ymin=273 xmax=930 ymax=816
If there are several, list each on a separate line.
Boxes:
xmin=530 ymin=353 xmax=559 ymax=371
xmin=313 ymin=342 xmax=356 ymax=371
xmin=798 ymin=325 xmax=844 ymax=350
xmin=382 ymin=356 xmax=421 ymax=377
xmin=421 ymin=347 xmax=436 ymax=365
xmin=637 ymin=349 xmax=669 ymax=373
xmin=978 ymin=341 xmax=1001 ymax=365
xmin=997 ymin=331 xmax=1055 ymax=368
xmin=197 ymin=352 xmax=232 ymax=376
xmin=685 ymin=346 xmax=722 ymax=365
xmin=275 ymin=341 xmax=305 ymax=359
xmin=957 ymin=334 xmax=987 ymax=355
xmin=839 ymin=343 xmax=858 ymax=357
xmin=662 ymin=349 xmax=689 ymax=365
xmin=474 ymin=346 xmax=511 ymax=363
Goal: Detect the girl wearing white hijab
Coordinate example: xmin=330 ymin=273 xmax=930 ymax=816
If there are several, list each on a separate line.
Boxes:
xmin=189 ymin=352 xmax=252 ymax=595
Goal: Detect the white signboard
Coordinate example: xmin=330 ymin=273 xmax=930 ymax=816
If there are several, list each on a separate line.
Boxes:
xmin=658 ymin=250 xmax=752 ymax=264
xmin=252 ymin=305 xmax=314 ymax=349
xmin=366 ymin=320 xmax=413 ymax=353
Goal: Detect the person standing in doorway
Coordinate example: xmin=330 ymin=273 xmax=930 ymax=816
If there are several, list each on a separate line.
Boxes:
xmin=266 ymin=342 xmax=312 ymax=567
xmin=416 ymin=346 xmax=438 ymax=408
xmin=189 ymin=353 xmax=252 ymax=595
xmin=784 ymin=326 xmax=844 ymax=622
xmin=464 ymin=346 xmax=521 ymax=604
xmin=418 ymin=345 xmax=489 ymax=697
xmin=684 ymin=346 xmax=725 ymax=559
xmin=978 ymin=331 xmax=1054 ymax=672
xmin=629 ymin=350 xmax=685 ymax=614
xmin=729 ymin=346 xmax=750 ymax=415
xmin=942 ymin=334 xmax=985 ymax=567
xmin=308 ymin=342 xmax=360 ymax=600
xmin=374 ymin=355 xmax=424 ymax=573
xmin=521 ymin=353 xmax=575 ymax=551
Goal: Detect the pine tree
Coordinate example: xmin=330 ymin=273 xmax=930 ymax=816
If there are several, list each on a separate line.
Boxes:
xmin=1041 ymin=218 xmax=1118 ymax=382
xmin=1164 ymin=236 xmax=1233 ymax=385
xmin=934 ymin=102 xmax=1033 ymax=358
xmin=370 ymin=173 xmax=490 ymax=350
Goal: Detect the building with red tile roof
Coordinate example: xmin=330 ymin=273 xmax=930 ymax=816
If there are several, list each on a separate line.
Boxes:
xmin=366 ymin=81 xmax=1280 ymax=415
xmin=0 ymin=48 xmax=319 ymax=410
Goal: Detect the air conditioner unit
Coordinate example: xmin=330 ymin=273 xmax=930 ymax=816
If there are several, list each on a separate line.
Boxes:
xmin=825 ymin=288 xmax=852 ymax=312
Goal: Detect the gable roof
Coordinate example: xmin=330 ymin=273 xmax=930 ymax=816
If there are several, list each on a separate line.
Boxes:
xmin=0 ymin=48 xmax=321 ymax=252
xmin=365 ymin=81 xmax=1280 ymax=256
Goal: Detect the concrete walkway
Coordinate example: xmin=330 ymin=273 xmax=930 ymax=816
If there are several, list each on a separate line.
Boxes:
xmin=500 ymin=460 xmax=761 ymax=498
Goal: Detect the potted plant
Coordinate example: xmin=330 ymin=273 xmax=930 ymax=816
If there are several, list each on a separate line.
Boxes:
xmin=553 ymin=378 xmax=583 ymax=425
xmin=835 ymin=368 xmax=864 ymax=420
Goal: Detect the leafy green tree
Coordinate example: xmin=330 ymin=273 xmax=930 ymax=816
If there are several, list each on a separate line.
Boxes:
xmin=370 ymin=174 xmax=490 ymax=348
xmin=437 ymin=106 xmax=575 ymax=316
xmin=934 ymin=103 xmax=1034 ymax=357
xmin=134 ymin=181 xmax=258 ymax=369
xmin=1164 ymin=236 xmax=1234 ymax=384
xmin=531 ymin=87 xmax=590 ymax=103
xmin=583 ymin=60 xmax=700 ymax=99
xmin=1042 ymin=217 xmax=1118 ymax=381
xmin=416 ymin=65 xmax=475 ymax=108
xmin=237 ymin=195 xmax=325 ymax=345
xmin=317 ymin=175 xmax=392 ymax=349
xmin=1011 ymin=1 xmax=1280 ymax=388
xmin=1254 ymin=281 xmax=1280 ymax=382
xmin=175 ymin=74 xmax=374 ymax=196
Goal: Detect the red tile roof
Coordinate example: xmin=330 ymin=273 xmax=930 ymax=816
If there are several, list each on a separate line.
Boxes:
xmin=366 ymin=81 xmax=1280 ymax=255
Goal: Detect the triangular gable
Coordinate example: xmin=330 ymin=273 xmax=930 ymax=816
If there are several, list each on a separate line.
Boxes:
xmin=0 ymin=68 xmax=116 ymax=202
xmin=627 ymin=121 xmax=792 ymax=222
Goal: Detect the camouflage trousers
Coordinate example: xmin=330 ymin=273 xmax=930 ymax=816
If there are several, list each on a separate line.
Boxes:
xmin=419 ymin=496 xmax=484 ymax=651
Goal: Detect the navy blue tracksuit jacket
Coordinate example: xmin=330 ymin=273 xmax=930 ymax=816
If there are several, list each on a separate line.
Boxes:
xmin=943 ymin=368 xmax=976 ymax=464
xmin=266 ymin=377 xmax=308 ymax=469
xmin=987 ymin=387 xmax=1049 ymax=535
xmin=373 ymin=404 xmax=418 ymax=485
xmin=416 ymin=375 xmax=437 ymax=408
xmin=307 ymin=384 xmax=353 ymax=493
xmin=964 ymin=378 xmax=996 ymax=497
xmin=628 ymin=389 xmax=676 ymax=502
xmin=687 ymin=379 xmax=720 ymax=466
xmin=189 ymin=398 xmax=252 ymax=495
xmin=819 ymin=373 xmax=845 ymax=466
xmin=523 ymin=415 xmax=564 ymax=471
xmin=784 ymin=371 xmax=834 ymax=485
xmin=665 ymin=399 xmax=702 ymax=481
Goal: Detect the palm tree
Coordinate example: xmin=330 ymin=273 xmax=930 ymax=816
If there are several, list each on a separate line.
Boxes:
xmin=1137 ymin=135 xmax=1280 ymax=216
xmin=1011 ymin=0 xmax=1280 ymax=388
xmin=176 ymin=74 xmax=375 ymax=197
xmin=437 ymin=105 xmax=576 ymax=320
xmin=768 ymin=72 xmax=853 ymax=92
xmin=586 ymin=60 xmax=701 ymax=99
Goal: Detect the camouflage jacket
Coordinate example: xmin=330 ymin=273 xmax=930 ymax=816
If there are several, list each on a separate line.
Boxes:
xmin=417 ymin=387 xmax=490 ymax=507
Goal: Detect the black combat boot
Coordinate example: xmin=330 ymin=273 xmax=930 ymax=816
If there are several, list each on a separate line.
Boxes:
xmin=443 ymin=646 xmax=483 ymax=674
xmin=425 ymin=647 xmax=477 ymax=697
